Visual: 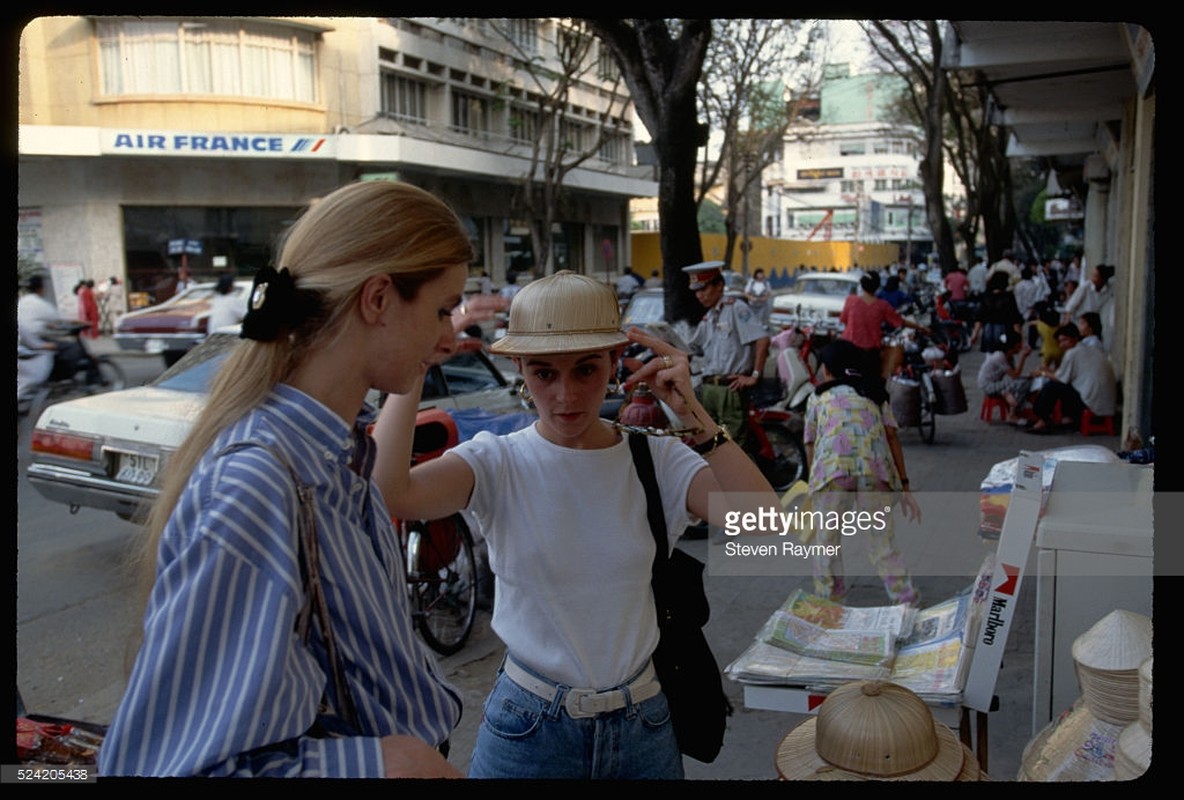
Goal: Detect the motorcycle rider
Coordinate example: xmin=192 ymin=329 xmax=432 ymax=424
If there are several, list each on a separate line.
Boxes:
xmin=18 ymin=273 xmax=100 ymax=411
xmin=18 ymin=273 xmax=61 ymax=408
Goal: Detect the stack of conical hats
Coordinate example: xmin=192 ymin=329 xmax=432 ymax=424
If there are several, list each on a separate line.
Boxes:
xmin=1019 ymin=610 xmax=1152 ymax=781
xmin=1113 ymin=656 xmax=1152 ymax=779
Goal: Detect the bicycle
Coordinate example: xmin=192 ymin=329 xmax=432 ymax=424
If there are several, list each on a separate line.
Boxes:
xmin=18 ymin=322 xmax=127 ymax=420
xmin=392 ymin=407 xmax=479 ymax=656
xmin=884 ymin=327 xmax=959 ymax=445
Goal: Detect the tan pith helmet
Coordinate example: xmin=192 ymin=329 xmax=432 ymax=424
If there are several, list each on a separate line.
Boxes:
xmin=775 ymin=680 xmax=968 ymax=781
xmin=490 ymin=270 xmax=629 ymax=356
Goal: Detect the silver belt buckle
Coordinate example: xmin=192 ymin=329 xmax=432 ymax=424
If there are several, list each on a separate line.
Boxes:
xmin=564 ymin=688 xmax=618 ymax=718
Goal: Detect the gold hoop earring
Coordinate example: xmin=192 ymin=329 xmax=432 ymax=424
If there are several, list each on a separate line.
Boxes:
xmin=517 ymin=382 xmax=534 ymax=406
xmin=606 ymin=376 xmax=621 ymax=397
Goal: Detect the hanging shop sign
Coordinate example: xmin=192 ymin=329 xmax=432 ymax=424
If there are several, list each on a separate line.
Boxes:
xmin=797 ymin=167 xmax=843 ymax=180
xmin=101 ymin=130 xmax=335 ymax=159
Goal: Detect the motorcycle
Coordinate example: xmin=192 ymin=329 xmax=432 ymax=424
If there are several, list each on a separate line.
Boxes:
xmin=18 ymin=322 xmax=127 ymax=419
xmin=770 ymin=325 xmax=833 ymax=412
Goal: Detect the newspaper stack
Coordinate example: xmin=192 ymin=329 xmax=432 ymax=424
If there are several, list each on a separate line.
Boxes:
xmin=726 ymin=588 xmax=974 ymax=705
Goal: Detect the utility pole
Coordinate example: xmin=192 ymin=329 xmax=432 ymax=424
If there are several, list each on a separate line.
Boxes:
xmin=741 ymin=153 xmax=756 ymax=276
xmin=905 ymin=195 xmax=914 ymax=266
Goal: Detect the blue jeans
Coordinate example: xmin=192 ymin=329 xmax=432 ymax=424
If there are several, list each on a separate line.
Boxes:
xmin=468 ymin=659 xmax=684 ymax=780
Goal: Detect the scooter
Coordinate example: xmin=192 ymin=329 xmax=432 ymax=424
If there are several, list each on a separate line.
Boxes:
xmin=770 ymin=326 xmax=825 ymax=412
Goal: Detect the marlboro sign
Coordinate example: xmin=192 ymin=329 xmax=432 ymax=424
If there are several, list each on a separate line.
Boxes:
xmin=963 ymin=452 xmax=1045 ymax=712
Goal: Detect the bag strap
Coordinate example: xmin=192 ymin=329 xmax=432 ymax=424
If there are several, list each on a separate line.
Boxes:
xmin=627 ymin=433 xmax=668 ymax=577
xmin=217 ymin=440 xmax=360 ymax=733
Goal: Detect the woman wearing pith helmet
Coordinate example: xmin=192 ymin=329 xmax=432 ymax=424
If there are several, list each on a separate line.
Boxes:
xmin=374 ymin=270 xmax=775 ymax=779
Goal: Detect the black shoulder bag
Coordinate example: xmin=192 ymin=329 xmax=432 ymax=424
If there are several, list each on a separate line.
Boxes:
xmin=628 ymin=434 xmax=733 ymax=763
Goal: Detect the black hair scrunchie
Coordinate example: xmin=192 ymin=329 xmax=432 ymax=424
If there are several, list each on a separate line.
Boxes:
xmin=241 ymin=267 xmax=296 ymax=341
xmin=240 ymin=266 xmax=323 ymax=342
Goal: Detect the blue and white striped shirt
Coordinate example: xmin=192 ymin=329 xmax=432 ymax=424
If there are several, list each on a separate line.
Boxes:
xmin=100 ymin=384 xmax=461 ymax=777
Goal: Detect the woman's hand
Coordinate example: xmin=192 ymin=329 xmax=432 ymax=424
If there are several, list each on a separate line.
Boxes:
xmin=381 ymin=734 xmax=463 ymax=778
xmin=622 ymin=327 xmax=699 ymax=422
xmin=452 ymin=294 xmax=508 ymax=334
xmin=898 ymin=489 xmax=922 ymax=523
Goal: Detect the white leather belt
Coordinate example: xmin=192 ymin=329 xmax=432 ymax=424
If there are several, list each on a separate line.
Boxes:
xmin=503 ymin=657 xmax=662 ymax=719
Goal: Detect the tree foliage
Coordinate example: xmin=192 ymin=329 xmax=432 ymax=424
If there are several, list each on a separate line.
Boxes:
xmin=859 ymin=20 xmax=1018 ymax=268
xmin=698 ymin=19 xmax=824 ymax=273
xmin=485 ymin=19 xmax=628 ymax=277
xmin=859 ymin=20 xmax=958 ymax=272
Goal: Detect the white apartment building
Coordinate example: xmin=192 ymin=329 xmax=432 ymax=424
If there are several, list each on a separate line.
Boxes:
xmin=769 ymin=67 xmax=934 ymax=262
xmin=18 ymin=16 xmax=655 ymax=305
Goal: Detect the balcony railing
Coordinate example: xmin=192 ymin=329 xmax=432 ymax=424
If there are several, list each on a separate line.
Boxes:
xmin=356 ymin=112 xmax=646 ymax=178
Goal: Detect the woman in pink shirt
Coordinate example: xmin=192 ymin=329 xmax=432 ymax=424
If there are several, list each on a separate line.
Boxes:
xmin=840 ymin=272 xmax=927 ymax=381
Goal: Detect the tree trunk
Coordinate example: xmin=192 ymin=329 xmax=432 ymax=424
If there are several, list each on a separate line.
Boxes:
xmin=655 ymin=115 xmax=708 ymax=323
xmin=582 ymin=20 xmax=711 ymax=323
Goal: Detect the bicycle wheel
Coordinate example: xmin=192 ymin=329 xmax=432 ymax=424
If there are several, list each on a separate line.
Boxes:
xmin=94 ymin=356 xmax=127 ymax=392
xmin=407 ymin=514 xmax=477 ymax=656
xmin=755 ymin=420 xmax=808 ymax=493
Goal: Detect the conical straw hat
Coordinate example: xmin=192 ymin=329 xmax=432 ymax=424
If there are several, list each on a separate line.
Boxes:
xmin=1138 ymin=656 xmax=1152 ymax=733
xmin=775 ymin=680 xmax=966 ymax=780
xmin=1019 ymin=698 xmax=1123 ymax=781
xmin=1072 ymin=610 xmax=1151 ymax=724
xmin=490 ymin=270 xmax=629 ymax=355
xmin=1071 ymin=610 xmax=1152 ymax=671
xmin=1113 ymin=721 xmax=1151 ymax=780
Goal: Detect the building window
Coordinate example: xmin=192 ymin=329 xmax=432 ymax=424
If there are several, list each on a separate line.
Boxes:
xmin=451 ymin=90 xmax=489 ymax=136
xmin=873 ymin=179 xmax=888 ymax=191
xmin=509 ymin=105 xmax=540 ymax=143
xmin=559 ymin=119 xmax=589 ymax=151
xmin=598 ymin=131 xmax=628 ymax=165
xmin=503 ymin=18 xmax=538 ymax=53
xmin=96 ymin=18 xmax=317 ymax=102
xmin=839 ymin=141 xmax=866 ymax=156
xmin=597 ymin=44 xmax=619 ymax=80
xmin=121 ymin=205 xmax=298 ymax=302
xmin=382 ymin=73 xmax=428 ymax=123
xmin=874 ymin=141 xmax=890 ymax=154
xmin=840 ymin=180 xmax=864 ymax=194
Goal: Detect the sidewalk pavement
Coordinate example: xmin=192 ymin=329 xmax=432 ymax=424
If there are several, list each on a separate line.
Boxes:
xmin=437 ymin=347 xmax=1126 ymax=781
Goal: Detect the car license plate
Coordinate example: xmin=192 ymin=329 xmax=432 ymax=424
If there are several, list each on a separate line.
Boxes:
xmin=114 ymin=452 xmax=159 ymax=486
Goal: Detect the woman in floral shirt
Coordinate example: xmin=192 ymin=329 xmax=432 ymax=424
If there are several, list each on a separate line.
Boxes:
xmin=803 ymin=338 xmax=920 ymax=606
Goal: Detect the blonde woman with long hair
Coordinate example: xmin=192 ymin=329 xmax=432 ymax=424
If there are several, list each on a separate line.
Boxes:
xmin=102 ymin=181 xmax=473 ymax=778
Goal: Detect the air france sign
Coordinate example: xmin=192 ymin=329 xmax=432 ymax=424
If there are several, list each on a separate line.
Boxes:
xmin=103 ymin=130 xmax=334 ymax=159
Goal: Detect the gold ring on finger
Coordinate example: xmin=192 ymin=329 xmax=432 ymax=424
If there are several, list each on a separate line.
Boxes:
xmin=662 ymin=355 xmax=673 ymax=369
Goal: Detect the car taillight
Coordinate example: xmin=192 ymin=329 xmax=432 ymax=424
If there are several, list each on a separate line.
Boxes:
xmin=31 ymin=429 xmax=99 ymax=461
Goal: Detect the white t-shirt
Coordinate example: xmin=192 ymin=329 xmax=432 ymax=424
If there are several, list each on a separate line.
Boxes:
xmin=451 ymin=423 xmax=706 ymax=689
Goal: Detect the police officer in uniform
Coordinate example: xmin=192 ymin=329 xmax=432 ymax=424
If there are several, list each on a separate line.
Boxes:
xmin=683 ymin=261 xmax=770 ymax=443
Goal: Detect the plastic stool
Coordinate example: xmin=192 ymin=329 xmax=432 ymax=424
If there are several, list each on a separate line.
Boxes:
xmin=1080 ymin=409 xmax=1116 ymax=436
xmin=980 ymin=394 xmax=1008 ymax=422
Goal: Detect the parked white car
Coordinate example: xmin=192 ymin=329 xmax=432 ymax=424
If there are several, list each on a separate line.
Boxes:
xmin=26 ymin=330 xmax=525 ymax=521
xmin=768 ymin=271 xmax=863 ymax=332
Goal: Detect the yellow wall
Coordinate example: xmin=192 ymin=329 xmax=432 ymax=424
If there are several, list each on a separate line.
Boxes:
xmin=630 ymin=232 xmax=899 ymax=282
